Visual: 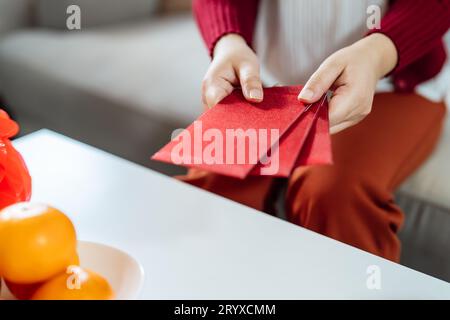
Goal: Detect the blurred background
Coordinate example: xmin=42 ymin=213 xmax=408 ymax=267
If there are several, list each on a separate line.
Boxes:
xmin=0 ymin=0 xmax=206 ymax=175
xmin=0 ymin=0 xmax=449 ymax=283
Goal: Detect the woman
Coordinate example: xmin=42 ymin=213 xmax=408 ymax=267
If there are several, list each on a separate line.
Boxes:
xmin=179 ymin=0 xmax=450 ymax=262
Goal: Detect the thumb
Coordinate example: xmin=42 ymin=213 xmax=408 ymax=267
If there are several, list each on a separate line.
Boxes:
xmin=298 ymin=57 xmax=343 ymax=103
xmin=238 ymin=62 xmax=263 ymax=103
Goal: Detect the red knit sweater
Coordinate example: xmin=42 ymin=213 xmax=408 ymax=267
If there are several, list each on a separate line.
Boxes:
xmin=193 ymin=0 xmax=450 ymax=92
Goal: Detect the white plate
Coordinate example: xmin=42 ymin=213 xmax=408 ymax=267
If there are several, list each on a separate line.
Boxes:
xmin=0 ymin=240 xmax=144 ymax=300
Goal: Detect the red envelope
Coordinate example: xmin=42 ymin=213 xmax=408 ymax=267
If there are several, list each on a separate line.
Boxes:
xmin=250 ymin=101 xmax=320 ymax=177
xmin=152 ymin=86 xmax=306 ymax=178
xmin=295 ymin=97 xmax=333 ymax=166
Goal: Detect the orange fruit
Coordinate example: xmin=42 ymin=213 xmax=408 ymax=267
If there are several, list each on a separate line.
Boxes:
xmin=31 ymin=266 xmax=115 ymax=300
xmin=5 ymin=253 xmax=79 ymax=300
xmin=0 ymin=202 xmax=77 ymax=284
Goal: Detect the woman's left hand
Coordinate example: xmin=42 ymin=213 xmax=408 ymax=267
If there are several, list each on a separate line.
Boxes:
xmin=298 ymin=33 xmax=398 ymax=134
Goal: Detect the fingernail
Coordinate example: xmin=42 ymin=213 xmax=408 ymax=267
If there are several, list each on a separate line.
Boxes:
xmin=249 ymin=89 xmax=263 ymax=100
xmin=298 ymin=88 xmax=314 ymax=100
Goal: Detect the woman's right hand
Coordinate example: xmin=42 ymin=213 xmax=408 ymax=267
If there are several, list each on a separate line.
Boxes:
xmin=202 ymin=34 xmax=263 ymax=109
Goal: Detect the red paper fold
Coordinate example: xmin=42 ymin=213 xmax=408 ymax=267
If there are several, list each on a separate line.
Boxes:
xmin=251 ymin=102 xmax=320 ymax=177
xmin=295 ymin=97 xmax=333 ymax=166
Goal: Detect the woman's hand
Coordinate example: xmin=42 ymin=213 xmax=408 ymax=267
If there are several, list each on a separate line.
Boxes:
xmin=298 ymin=33 xmax=398 ymax=134
xmin=202 ymin=34 xmax=263 ymax=108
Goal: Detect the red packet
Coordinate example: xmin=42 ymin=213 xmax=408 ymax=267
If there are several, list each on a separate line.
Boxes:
xmin=295 ymin=97 xmax=333 ymax=166
xmin=251 ymin=101 xmax=320 ymax=177
xmin=0 ymin=110 xmax=32 ymax=210
xmin=251 ymin=94 xmax=332 ymax=176
xmin=152 ymin=86 xmax=305 ymax=178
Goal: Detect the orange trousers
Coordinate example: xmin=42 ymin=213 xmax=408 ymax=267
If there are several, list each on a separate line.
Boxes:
xmin=177 ymin=93 xmax=446 ymax=262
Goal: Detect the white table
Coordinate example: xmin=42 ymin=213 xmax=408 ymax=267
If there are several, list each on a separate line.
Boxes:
xmin=14 ymin=129 xmax=450 ymax=299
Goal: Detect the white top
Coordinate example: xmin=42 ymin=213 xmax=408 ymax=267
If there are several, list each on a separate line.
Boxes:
xmin=13 ymin=130 xmax=450 ymax=299
xmin=255 ymin=0 xmax=450 ymax=105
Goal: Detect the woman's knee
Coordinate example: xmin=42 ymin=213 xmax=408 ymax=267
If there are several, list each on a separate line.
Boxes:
xmin=285 ymin=166 xmax=368 ymax=226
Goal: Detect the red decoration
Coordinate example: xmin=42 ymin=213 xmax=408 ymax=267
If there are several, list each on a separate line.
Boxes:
xmin=0 ymin=109 xmax=32 ymax=209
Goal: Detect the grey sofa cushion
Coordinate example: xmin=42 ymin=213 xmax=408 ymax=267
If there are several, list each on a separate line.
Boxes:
xmin=397 ymin=192 xmax=450 ymax=282
xmin=37 ymin=0 xmax=159 ymax=29
xmin=0 ymin=0 xmax=34 ymax=36
xmin=0 ymin=15 xmax=208 ymax=171
xmin=0 ymin=15 xmax=208 ymax=123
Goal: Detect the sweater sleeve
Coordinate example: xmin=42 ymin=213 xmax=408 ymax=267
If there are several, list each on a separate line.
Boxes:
xmin=192 ymin=0 xmax=259 ymax=56
xmin=368 ymin=0 xmax=450 ymax=73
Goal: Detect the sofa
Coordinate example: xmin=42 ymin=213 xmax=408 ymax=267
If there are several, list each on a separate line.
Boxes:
xmin=0 ymin=0 xmax=449 ymax=282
